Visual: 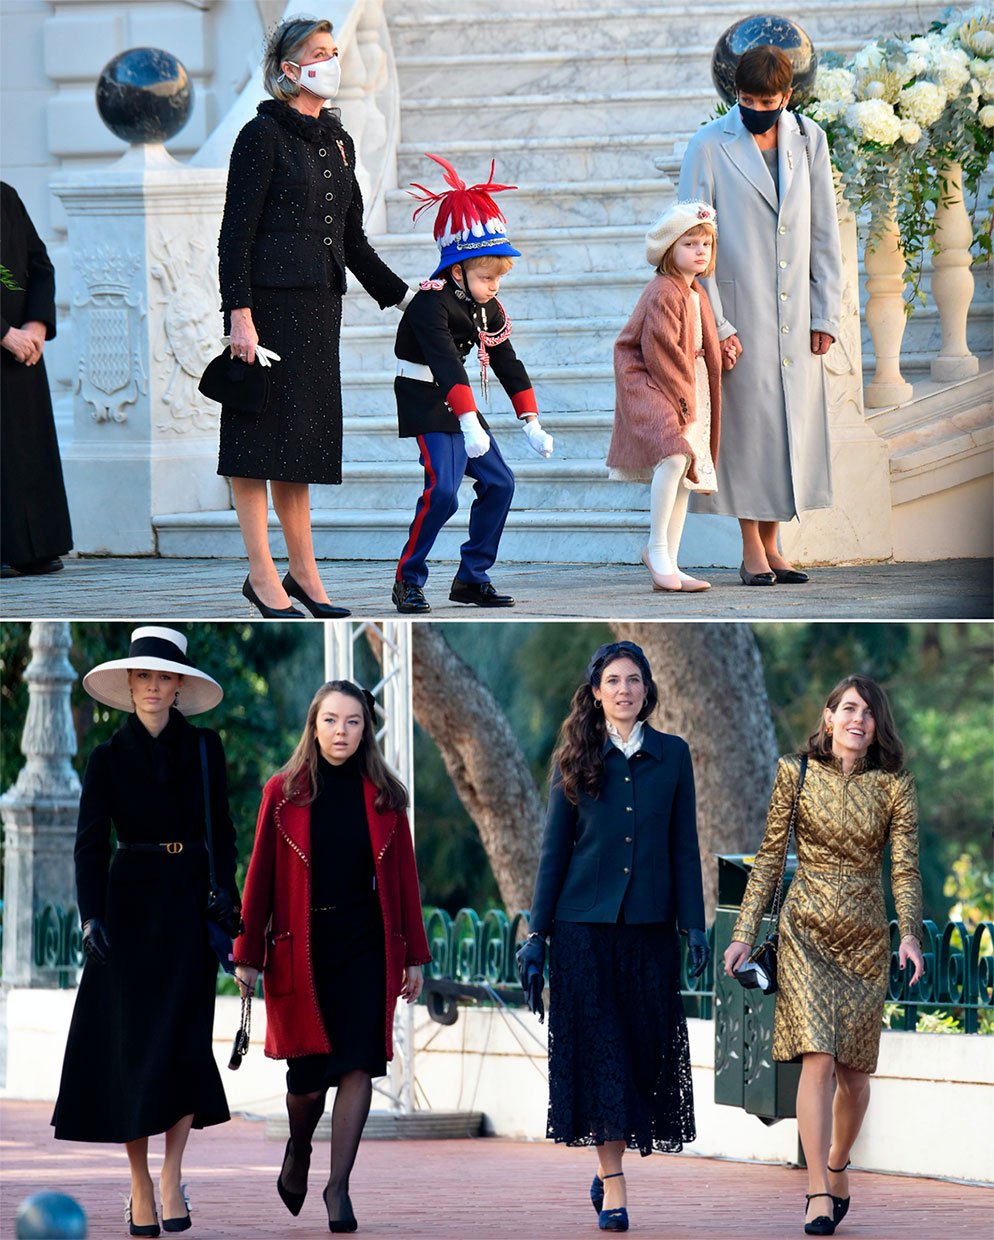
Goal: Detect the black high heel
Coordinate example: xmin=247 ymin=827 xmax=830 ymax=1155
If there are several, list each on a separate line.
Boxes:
xmin=282 ymin=572 xmax=351 ymax=618
xmin=323 ymin=1184 xmax=358 ymax=1233
xmin=126 ymin=1199 xmax=160 ymax=1238
xmin=598 ymin=1171 xmax=628 ymax=1233
xmin=161 ymin=1184 xmax=191 ymax=1233
xmin=804 ymin=1193 xmax=837 ymax=1235
xmin=276 ymin=1138 xmax=309 ymax=1217
xmin=243 ymin=576 xmax=304 ymax=619
xmin=827 ymin=1160 xmax=851 ymax=1224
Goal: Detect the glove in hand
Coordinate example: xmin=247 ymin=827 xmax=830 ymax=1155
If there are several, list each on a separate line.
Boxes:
xmin=515 ymin=936 xmax=546 ymax=1023
xmin=687 ymin=927 xmax=711 ymax=979
xmin=82 ymin=917 xmax=111 ymax=964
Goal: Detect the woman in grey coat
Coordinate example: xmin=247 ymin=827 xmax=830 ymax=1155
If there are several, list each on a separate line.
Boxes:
xmin=678 ymin=46 xmax=842 ymax=585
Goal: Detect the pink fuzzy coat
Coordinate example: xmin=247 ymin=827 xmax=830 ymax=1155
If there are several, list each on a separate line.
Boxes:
xmin=606 ymin=273 xmax=721 ymax=483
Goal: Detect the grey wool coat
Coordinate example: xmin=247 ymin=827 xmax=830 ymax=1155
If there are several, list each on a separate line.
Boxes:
xmin=678 ymin=105 xmax=843 ymax=521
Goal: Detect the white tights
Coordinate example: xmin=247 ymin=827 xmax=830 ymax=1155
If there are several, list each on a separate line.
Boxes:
xmin=647 ymin=455 xmax=691 ymax=577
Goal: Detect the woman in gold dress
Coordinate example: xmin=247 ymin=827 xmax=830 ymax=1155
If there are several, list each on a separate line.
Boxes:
xmin=723 ymin=675 xmax=925 ymax=1237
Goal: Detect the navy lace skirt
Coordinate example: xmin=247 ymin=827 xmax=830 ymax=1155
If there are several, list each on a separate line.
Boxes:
xmin=547 ymin=920 xmax=695 ymax=1156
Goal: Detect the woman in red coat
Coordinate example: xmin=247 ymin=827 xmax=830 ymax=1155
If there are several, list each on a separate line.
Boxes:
xmin=234 ymin=680 xmax=430 ymax=1233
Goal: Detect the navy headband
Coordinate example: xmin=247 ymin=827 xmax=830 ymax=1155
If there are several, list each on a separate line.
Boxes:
xmin=585 ymin=641 xmax=651 ymax=687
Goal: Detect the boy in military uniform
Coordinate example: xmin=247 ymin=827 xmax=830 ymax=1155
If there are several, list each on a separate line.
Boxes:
xmin=391 ymin=155 xmax=553 ymax=613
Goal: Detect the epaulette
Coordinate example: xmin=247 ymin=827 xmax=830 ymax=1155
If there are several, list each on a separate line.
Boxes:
xmin=419 ymin=278 xmax=446 ymax=291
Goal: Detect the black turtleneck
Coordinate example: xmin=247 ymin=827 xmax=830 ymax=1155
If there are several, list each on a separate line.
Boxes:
xmin=309 ymin=752 xmax=375 ymax=909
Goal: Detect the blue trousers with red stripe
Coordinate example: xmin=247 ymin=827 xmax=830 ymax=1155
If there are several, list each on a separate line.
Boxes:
xmin=396 ymin=430 xmax=515 ymax=587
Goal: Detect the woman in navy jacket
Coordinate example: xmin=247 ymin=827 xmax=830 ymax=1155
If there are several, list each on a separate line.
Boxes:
xmin=522 ymin=640 xmax=710 ymax=1234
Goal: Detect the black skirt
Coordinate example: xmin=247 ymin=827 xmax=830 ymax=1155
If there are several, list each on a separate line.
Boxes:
xmin=286 ymin=895 xmax=387 ymax=1095
xmin=546 ymin=920 xmax=695 ymax=1156
xmin=217 ymin=285 xmax=344 ymax=485
xmin=51 ymin=849 xmax=229 ymax=1143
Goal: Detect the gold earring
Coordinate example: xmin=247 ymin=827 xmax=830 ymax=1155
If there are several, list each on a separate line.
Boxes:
xmin=826 ymin=721 xmax=833 ymax=734
xmin=593 ymin=699 xmax=603 ymax=710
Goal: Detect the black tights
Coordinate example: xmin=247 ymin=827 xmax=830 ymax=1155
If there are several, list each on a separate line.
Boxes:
xmin=283 ymin=1070 xmax=373 ymax=1220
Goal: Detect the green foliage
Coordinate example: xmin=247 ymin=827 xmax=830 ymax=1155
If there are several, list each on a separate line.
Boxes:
xmin=883 ymin=1001 xmax=994 ymax=1033
xmin=944 ymin=849 xmax=994 ymax=928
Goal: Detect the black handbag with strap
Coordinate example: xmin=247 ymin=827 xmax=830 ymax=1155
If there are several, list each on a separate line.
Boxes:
xmin=735 ymin=754 xmax=808 ymax=996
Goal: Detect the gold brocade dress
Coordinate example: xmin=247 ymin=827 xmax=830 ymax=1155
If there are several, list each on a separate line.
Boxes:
xmin=732 ymin=754 xmax=923 ymax=1074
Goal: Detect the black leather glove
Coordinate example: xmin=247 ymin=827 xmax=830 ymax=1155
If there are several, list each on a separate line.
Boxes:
xmin=82 ymin=917 xmax=111 ymax=964
xmin=687 ymin=927 xmax=711 ymax=979
xmin=206 ymin=889 xmax=243 ymax=938
xmin=515 ymin=935 xmax=547 ymax=1023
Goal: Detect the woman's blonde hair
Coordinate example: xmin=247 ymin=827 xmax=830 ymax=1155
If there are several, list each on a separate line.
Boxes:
xmin=263 ymin=16 xmax=333 ymax=103
xmin=657 ymin=223 xmax=717 ymax=279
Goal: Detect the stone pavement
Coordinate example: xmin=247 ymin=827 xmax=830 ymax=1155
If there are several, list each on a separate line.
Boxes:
xmin=1 ymin=558 xmax=991 ymax=621
xmin=1 ymin=1101 xmax=991 ymax=1240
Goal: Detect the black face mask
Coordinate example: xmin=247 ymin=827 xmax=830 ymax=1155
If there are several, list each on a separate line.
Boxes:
xmin=739 ymin=102 xmax=784 ymax=135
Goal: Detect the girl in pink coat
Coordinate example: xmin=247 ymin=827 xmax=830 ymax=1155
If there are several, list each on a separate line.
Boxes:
xmin=607 ymin=201 xmax=728 ymax=592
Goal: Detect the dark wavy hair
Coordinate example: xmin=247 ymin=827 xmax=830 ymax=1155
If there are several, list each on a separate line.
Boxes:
xmin=550 ymin=653 xmax=659 ymax=804
xmin=803 ymin=674 xmax=905 ymax=773
xmin=280 ymin=680 xmax=408 ymax=810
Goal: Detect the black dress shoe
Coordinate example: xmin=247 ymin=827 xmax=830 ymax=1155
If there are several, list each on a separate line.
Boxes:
xmin=392 ymin=580 xmax=431 ymax=614
xmin=323 ymin=1185 xmax=358 ymax=1233
xmin=739 ymin=562 xmax=777 ymax=586
xmin=449 ymin=578 xmax=515 ymax=607
xmin=772 ymin=566 xmax=810 ymax=584
xmin=242 ymin=576 xmax=304 ymax=619
xmin=161 ymin=1185 xmax=191 ymax=1233
xmin=277 ymin=1138 xmax=308 ymax=1217
xmin=804 ymin=1193 xmax=837 ymax=1236
xmin=1 ymin=564 xmax=19 ymax=578
xmin=282 ymin=572 xmax=351 ymax=618
xmin=14 ymin=557 xmax=64 ymax=575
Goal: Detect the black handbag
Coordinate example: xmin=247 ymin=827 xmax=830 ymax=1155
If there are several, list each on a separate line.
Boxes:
xmin=735 ymin=754 xmax=807 ymax=996
xmin=228 ymin=990 xmax=252 ymax=1070
xmin=198 ymin=352 xmax=272 ymax=414
xmin=199 ymin=735 xmax=243 ymax=973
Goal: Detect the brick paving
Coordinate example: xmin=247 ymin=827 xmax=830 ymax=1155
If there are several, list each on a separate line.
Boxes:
xmin=1 ymin=1101 xmax=990 ymax=1240
xmin=1 ymin=557 xmax=991 ymax=621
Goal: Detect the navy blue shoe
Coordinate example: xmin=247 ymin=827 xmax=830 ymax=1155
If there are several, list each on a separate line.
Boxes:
xmin=599 ymin=1207 xmax=629 ymax=1232
xmin=590 ymin=1175 xmax=604 ymax=1214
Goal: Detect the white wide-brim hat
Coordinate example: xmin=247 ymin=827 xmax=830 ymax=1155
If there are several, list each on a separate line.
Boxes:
xmin=646 ymin=200 xmax=717 ymax=267
xmin=83 ymin=626 xmax=223 ymax=716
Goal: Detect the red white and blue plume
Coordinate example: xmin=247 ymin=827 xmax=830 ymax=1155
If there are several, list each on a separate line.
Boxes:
xmin=409 ymin=153 xmax=522 ymax=279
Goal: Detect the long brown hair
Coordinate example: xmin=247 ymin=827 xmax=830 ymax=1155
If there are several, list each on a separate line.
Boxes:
xmin=551 ymin=653 xmax=658 ymax=804
xmin=803 ymin=674 xmax=905 ymax=773
xmin=280 ymin=680 xmax=408 ymax=810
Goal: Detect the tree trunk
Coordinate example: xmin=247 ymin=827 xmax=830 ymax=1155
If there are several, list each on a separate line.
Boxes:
xmin=410 ymin=626 xmax=544 ymax=913
xmin=611 ymin=622 xmax=780 ymax=917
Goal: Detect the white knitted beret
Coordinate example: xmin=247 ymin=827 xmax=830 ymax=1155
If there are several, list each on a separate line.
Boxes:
xmin=645 ymin=200 xmax=717 ymax=267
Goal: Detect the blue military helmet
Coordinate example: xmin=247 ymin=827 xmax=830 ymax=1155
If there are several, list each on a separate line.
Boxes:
xmin=15 ymin=1192 xmax=87 ymax=1239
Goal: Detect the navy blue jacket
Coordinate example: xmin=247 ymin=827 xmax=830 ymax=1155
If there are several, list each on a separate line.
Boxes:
xmin=529 ymin=726 xmax=705 ymax=937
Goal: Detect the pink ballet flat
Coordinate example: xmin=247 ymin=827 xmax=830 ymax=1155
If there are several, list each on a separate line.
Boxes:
xmin=677 ymin=574 xmax=711 ymax=592
xmin=641 ymin=548 xmax=682 ymax=592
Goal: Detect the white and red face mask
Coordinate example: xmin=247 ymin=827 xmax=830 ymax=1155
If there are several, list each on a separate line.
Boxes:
xmin=289 ymin=57 xmax=341 ymax=100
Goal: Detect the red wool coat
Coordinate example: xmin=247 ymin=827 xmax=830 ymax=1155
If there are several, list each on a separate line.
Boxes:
xmin=234 ymin=772 xmax=432 ymax=1061
xmin=606 ymin=273 xmax=721 ymax=483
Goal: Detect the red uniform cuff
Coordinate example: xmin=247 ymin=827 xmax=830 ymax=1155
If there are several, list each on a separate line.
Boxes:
xmin=445 ymin=383 xmax=476 ymax=417
xmin=511 ymin=389 xmax=539 ymax=418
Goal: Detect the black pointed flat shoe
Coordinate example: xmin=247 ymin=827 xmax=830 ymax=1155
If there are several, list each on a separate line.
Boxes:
xmin=772 ymin=566 xmax=810 ymax=584
xmin=804 ymin=1193 xmax=836 ymax=1235
xmin=283 ymin=572 xmax=351 ymax=618
xmin=392 ymin=579 xmax=431 ymax=614
xmin=126 ymin=1199 xmax=160 ymax=1238
xmin=739 ymin=562 xmax=777 ymax=586
xmin=448 ymin=577 xmax=515 ymax=607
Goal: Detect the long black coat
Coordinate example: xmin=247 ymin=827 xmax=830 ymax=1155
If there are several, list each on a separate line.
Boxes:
xmin=0 ymin=182 xmax=72 ymax=566
xmin=51 ymin=710 xmax=236 ymax=1143
xmin=529 ymin=725 xmax=706 ymax=937
xmin=215 ymin=100 xmax=407 ymax=483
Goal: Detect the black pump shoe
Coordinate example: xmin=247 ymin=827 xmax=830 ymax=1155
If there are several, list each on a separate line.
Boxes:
xmin=277 ymin=1139 xmax=309 ymax=1217
xmin=448 ymin=577 xmax=515 ymax=607
xmin=282 ymin=572 xmax=351 ymax=618
xmin=827 ymin=1160 xmax=851 ymax=1224
xmin=590 ymin=1173 xmax=604 ymax=1214
xmin=739 ymin=562 xmax=777 ymax=586
xmin=161 ymin=1185 xmax=191 ymax=1233
xmin=323 ymin=1184 xmax=358 ymax=1233
xmin=126 ymin=1200 xmax=160 ymax=1238
xmin=804 ymin=1193 xmax=837 ymax=1235
xmin=243 ymin=576 xmax=304 ymax=619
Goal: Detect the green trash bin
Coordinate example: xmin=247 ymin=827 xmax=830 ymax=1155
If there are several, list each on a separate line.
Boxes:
xmin=713 ymin=853 xmax=801 ymax=1124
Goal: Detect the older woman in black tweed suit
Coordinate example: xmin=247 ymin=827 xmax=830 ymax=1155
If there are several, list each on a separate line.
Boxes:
xmin=219 ymin=15 xmax=411 ymax=618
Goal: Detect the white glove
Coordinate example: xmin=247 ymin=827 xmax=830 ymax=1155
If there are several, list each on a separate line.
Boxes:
xmin=220 ymin=338 xmax=281 ymax=367
xmin=397 ymin=286 xmax=417 ymax=310
xmin=522 ymin=418 xmax=554 ymax=458
xmin=458 ymin=411 xmax=491 ymax=459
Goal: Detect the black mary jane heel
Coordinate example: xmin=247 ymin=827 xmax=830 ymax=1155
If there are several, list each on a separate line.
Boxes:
xmin=804 ymin=1192 xmax=837 ymax=1235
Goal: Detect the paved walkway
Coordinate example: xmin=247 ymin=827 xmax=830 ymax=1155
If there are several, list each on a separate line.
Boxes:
xmin=1 ymin=557 xmax=991 ymax=620
xmin=1 ymin=1102 xmax=990 ymax=1240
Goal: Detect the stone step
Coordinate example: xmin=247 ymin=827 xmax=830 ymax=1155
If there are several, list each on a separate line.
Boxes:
xmin=385 ymin=175 xmax=672 ymax=232
xmin=338 ymin=367 xmax=619 ymax=417
xmin=865 ymin=360 xmax=994 ymax=441
xmin=398 ymin=88 xmax=718 ymax=144
xmin=337 ymin=410 xmax=615 ymax=457
xmin=387 ymin=2 xmax=936 ymax=56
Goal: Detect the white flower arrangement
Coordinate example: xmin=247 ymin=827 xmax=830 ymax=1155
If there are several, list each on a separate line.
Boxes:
xmin=899 ymin=80 xmax=949 ymax=126
xmin=845 ymin=98 xmax=904 ymax=145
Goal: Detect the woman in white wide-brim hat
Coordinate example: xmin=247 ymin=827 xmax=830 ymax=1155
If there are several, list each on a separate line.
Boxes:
xmin=52 ymin=627 xmax=240 ymax=1238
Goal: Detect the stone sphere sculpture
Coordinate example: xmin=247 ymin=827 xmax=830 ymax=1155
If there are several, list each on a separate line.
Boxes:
xmin=711 ymin=15 xmax=817 ymax=108
xmin=96 ymin=48 xmax=193 ymax=144
xmin=15 ymin=1192 xmax=87 ymax=1239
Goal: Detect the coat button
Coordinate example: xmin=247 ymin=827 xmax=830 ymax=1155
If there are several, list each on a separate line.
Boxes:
xmin=779 ymin=259 xmax=787 ymax=268
xmin=781 ymin=324 xmax=790 ymax=333
xmin=326 ymin=192 xmax=334 ymax=201
xmin=625 ymin=836 xmax=632 ymax=844
xmin=318 ymin=148 xmax=327 ymax=156
xmin=324 ymin=237 xmax=332 ymax=245
xmin=778 ymin=225 xmax=787 ymax=235
xmin=783 ymin=357 xmax=791 ymax=366
xmin=623 ymin=867 xmax=630 ymax=875
xmin=624 ymin=776 xmax=630 ymax=783
xmin=780 ymin=292 xmax=788 ymax=300
xmin=324 ymin=169 xmax=333 ymax=179
xmin=325 ymin=215 xmax=333 ymax=223
xmin=626 ymin=805 xmax=633 ymax=812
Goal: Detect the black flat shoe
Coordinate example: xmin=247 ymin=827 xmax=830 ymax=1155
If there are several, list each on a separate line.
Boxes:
xmin=804 ymin=1193 xmax=836 ymax=1235
xmin=161 ymin=1185 xmax=191 ymax=1233
xmin=283 ymin=572 xmax=351 ymax=618
xmin=590 ymin=1173 xmax=604 ymax=1214
xmin=243 ymin=576 xmax=304 ymax=619
xmin=772 ymin=566 xmax=810 ymax=584
xmin=0 ymin=563 xmax=19 ymax=578
xmin=827 ymin=1160 xmax=851 ymax=1224
xmin=13 ymin=557 xmax=64 ymax=575
xmin=323 ymin=1184 xmax=358 ymax=1233
xmin=277 ymin=1138 xmax=309 ymax=1217
xmin=392 ymin=579 xmax=431 ymax=614
xmin=448 ymin=577 xmax=515 ymax=607
xmin=739 ymin=562 xmax=777 ymax=586
xmin=126 ymin=1200 xmax=160 ymax=1238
